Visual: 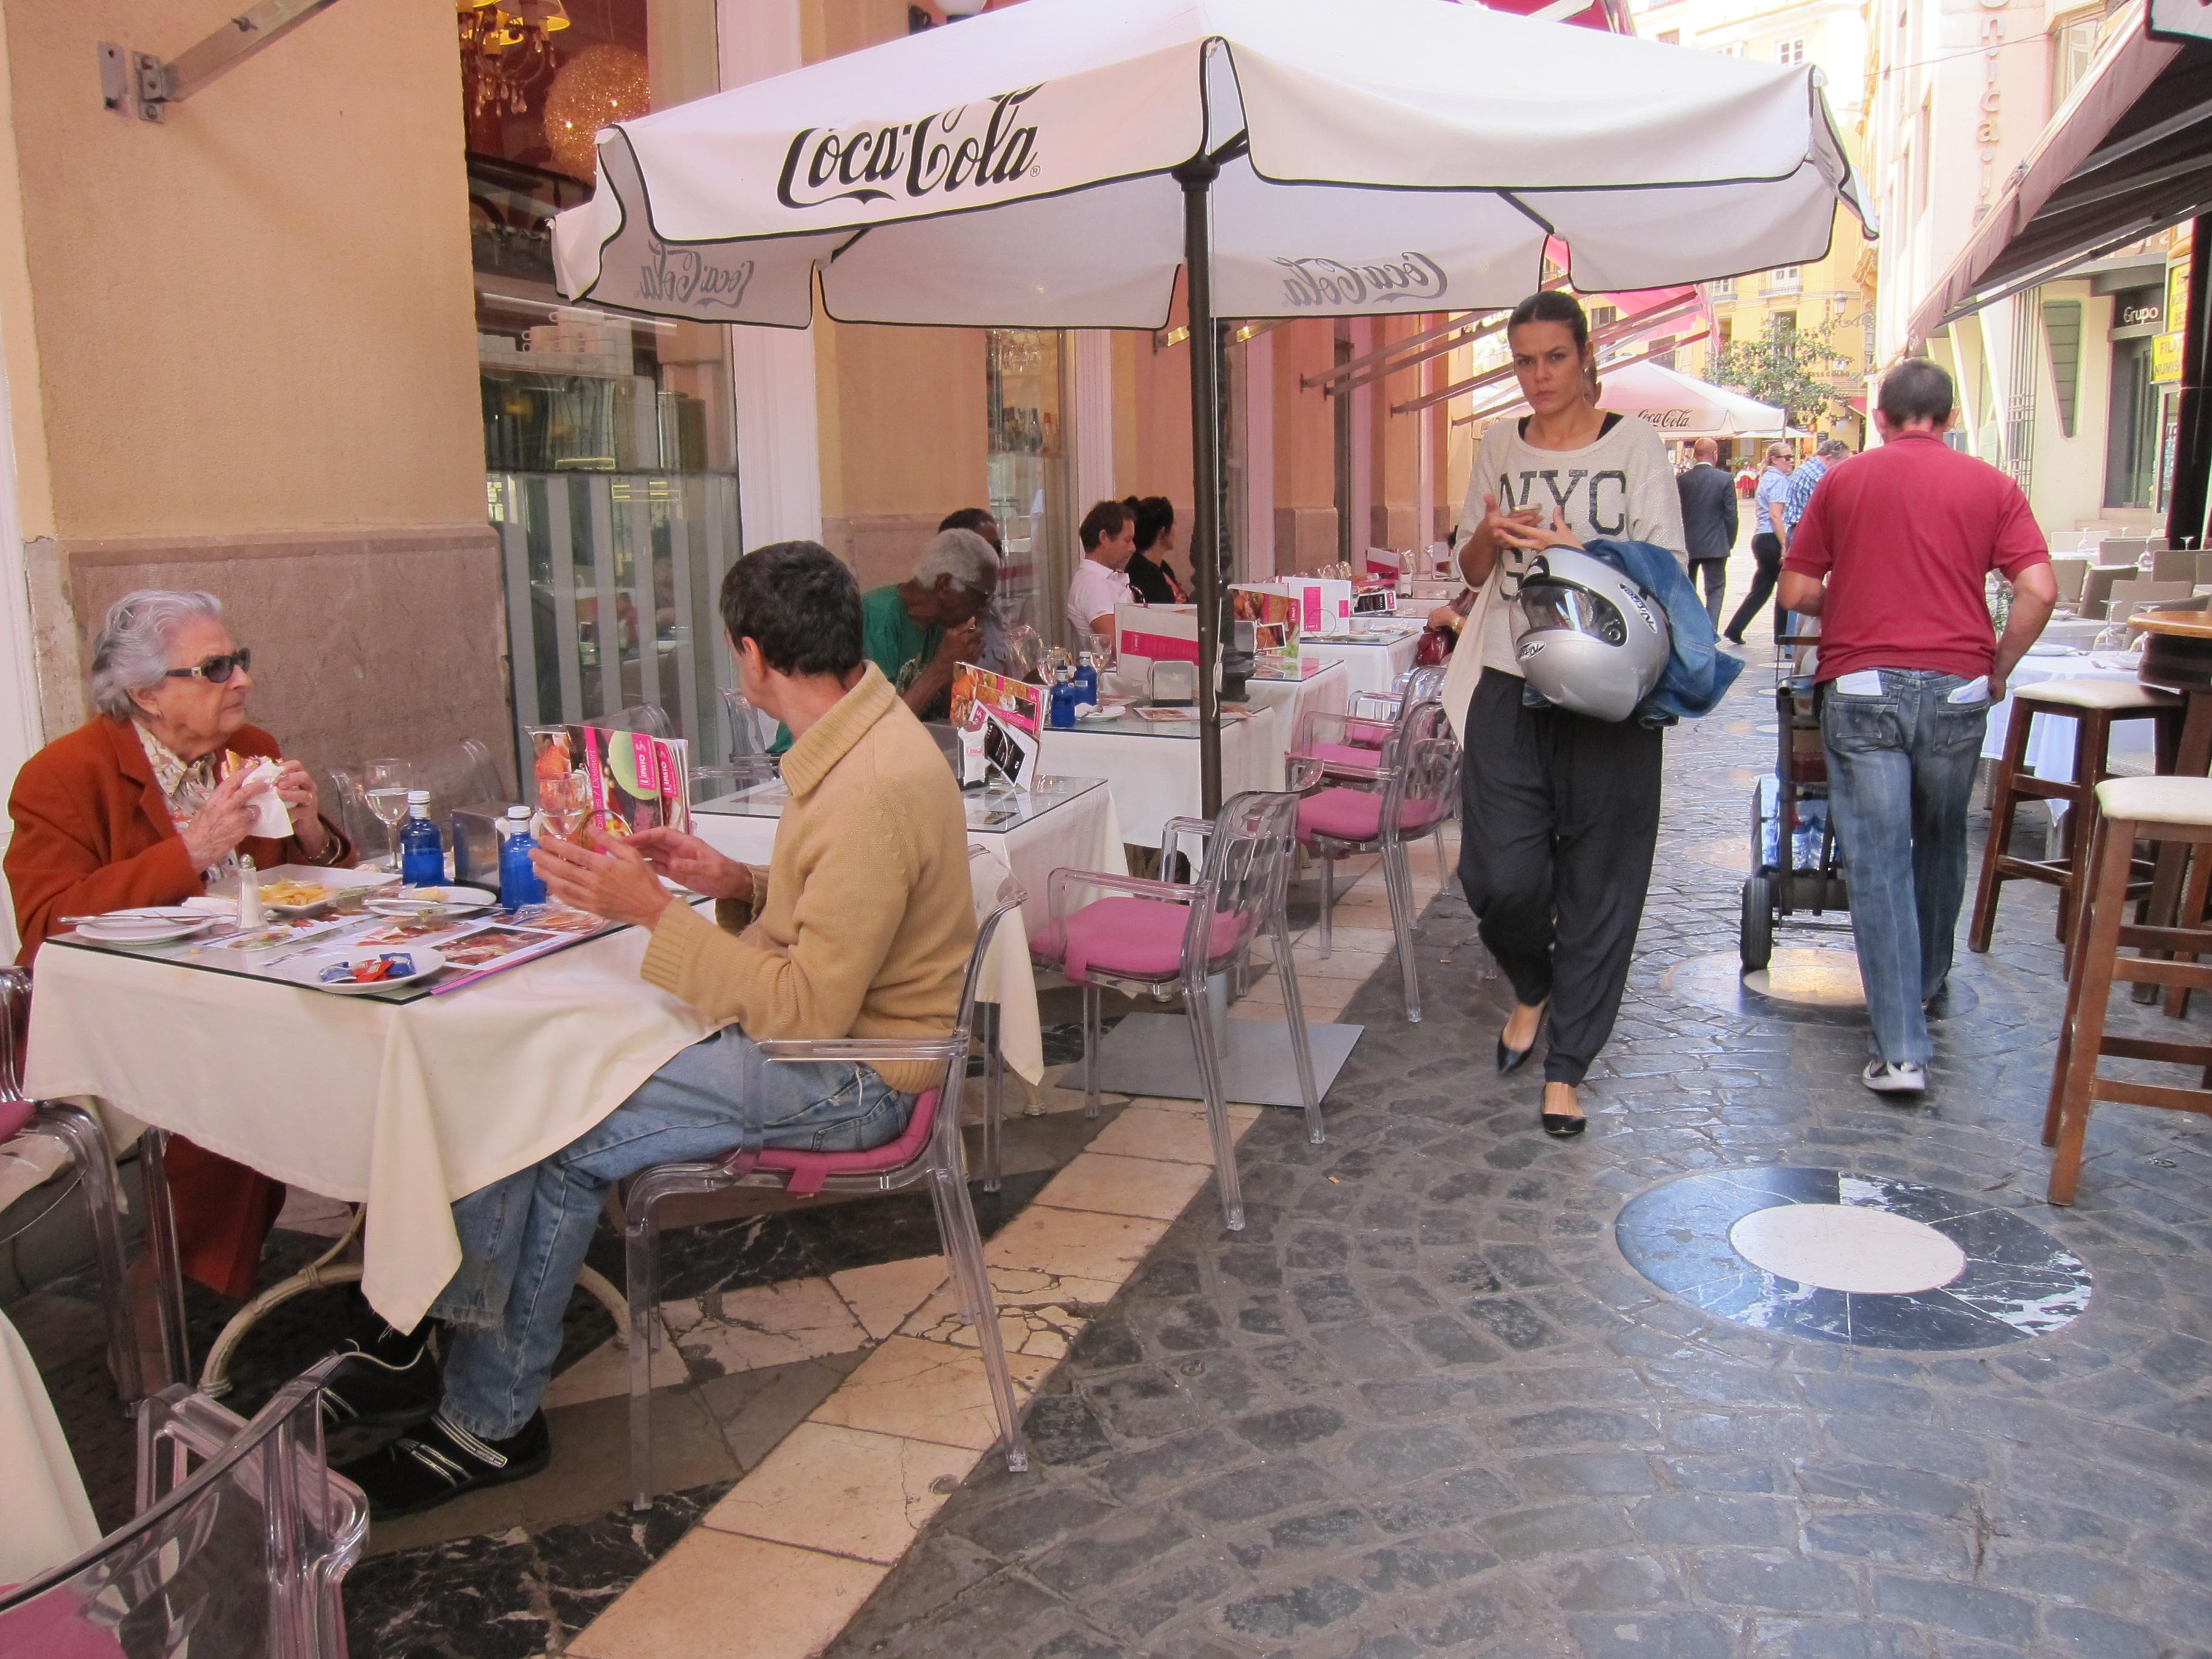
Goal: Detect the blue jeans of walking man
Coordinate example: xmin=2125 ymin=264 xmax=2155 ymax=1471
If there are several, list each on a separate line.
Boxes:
xmin=427 ymin=1025 xmax=913 ymax=1441
xmin=1820 ymin=669 xmax=1988 ymax=1068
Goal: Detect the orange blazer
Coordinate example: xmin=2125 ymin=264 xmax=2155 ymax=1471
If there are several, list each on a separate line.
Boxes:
xmin=6 ymin=717 xmax=351 ymax=964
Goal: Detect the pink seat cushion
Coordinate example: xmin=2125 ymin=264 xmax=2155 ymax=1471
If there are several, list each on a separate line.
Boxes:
xmin=1298 ymin=788 xmax=1446 ymax=849
xmin=743 ymin=1088 xmax=941 ymax=1198
xmin=1344 ymin=721 xmax=1391 ymax=748
xmin=0 ymin=1591 xmax=130 ymax=1658
xmin=0 ymin=1099 xmax=32 ymax=1144
xmin=1033 ymin=896 xmax=1247 ymax=982
xmin=1305 ymin=742 xmax=1378 ymax=769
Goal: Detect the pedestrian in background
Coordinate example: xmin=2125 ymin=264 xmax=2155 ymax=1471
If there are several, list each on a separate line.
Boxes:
xmin=1778 ymin=361 xmax=2056 ymax=1096
xmin=1722 ymin=443 xmax=1795 ymax=646
xmin=1675 ymin=437 xmax=1739 ymax=627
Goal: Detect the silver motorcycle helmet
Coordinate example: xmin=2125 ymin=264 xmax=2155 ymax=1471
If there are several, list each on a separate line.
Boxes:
xmin=1510 ymin=548 xmax=1671 ymax=723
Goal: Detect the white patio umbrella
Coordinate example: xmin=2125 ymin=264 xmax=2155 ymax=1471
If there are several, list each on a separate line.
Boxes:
xmin=553 ymin=0 xmax=1871 ymax=810
xmin=1473 ymin=361 xmax=1790 ymax=439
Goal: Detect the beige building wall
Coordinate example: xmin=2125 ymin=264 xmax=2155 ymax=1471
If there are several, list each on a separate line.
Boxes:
xmin=2 ymin=0 xmax=500 ymax=782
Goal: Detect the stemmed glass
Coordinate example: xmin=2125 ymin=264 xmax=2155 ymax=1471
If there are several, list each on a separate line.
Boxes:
xmin=362 ymin=759 xmax=411 ymax=873
xmin=538 ymin=773 xmax=590 ymax=843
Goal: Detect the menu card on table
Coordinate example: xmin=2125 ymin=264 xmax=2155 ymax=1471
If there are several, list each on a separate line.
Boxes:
xmin=950 ymin=663 xmax=1044 ymax=790
xmin=1232 ymin=586 xmax=1309 ymax=681
xmin=531 ymin=725 xmax=691 ymax=843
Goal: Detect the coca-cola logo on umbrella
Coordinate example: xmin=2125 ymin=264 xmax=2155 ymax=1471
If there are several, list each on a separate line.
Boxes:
xmin=779 ymin=87 xmax=1044 ymax=210
xmin=1276 ymin=252 xmax=1447 ymax=307
xmin=636 ymin=239 xmax=755 ymax=308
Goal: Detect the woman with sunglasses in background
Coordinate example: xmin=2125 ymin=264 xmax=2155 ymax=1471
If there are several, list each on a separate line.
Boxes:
xmin=5 ymin=589 xmax=351 ymax=1304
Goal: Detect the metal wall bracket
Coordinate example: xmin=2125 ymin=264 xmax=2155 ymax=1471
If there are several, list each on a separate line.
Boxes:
xmin=98 ymin=0 xmax=347 ymax=124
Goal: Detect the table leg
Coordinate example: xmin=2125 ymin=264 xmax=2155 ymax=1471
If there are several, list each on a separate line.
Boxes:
xmin=2137 ymin=688 xmax=2212 ymax=1002
xmin=136 ymin=1129 xmax=193 ymax=1392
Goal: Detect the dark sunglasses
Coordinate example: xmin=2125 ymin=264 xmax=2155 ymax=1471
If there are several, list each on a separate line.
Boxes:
xmin=163 ymin=648 xmax=251 ymax=685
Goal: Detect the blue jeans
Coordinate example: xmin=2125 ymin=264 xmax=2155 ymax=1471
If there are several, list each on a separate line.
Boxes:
xmin=1820 ymin=668 xmax=1989 ymax=1067
xmin=429 ymin=1025 xmax=914 ymax=1439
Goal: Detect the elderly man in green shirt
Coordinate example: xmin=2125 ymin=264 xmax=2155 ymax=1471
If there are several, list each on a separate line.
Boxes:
xmin=770 ymin=527 xmax=998 ymax=751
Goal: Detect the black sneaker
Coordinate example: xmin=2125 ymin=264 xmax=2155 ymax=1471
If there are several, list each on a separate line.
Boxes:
xmin=318 ymin=1325 xmax=441 ymax=1432
xmin=336 ymin=1410 xmax=551 ymax=1521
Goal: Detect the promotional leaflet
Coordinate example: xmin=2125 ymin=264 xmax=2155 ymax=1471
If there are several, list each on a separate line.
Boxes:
xmin=531 ymin=726 xmax=690 ymax=845
xmin=950 ymin=663 xmax=1043 ymax=790
xmin=1231 ymin=586 xmax=1310 ymax=681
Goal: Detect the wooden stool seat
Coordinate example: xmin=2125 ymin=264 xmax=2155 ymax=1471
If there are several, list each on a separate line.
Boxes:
xmin=2046 ymin=775 xmax=2212 ymax=1203
xmin=1968 ymin=679 xmax=2182 ymax=975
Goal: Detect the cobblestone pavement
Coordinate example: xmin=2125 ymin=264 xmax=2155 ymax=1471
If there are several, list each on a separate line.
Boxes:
xmin=823 ymin=661 xmax=2212 ymax=1659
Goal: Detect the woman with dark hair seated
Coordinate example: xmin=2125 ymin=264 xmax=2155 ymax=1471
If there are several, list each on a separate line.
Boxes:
xmin=5 ymin=589 xmax=352 ymax=1300
xmin=1124 ymin=495 xmax=1188 ymax=605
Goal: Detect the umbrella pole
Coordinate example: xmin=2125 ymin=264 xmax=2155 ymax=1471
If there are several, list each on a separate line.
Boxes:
xmin=1178 ymin=153 xmax=1224 ymax=818
xmin=2167 ymin=215 xmax=2212 ymax=551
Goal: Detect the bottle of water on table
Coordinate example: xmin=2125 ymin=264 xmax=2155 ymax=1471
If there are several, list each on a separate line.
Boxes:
xmin=400 ymin=789 xmax=444 ymax=886
xmin=499 ymin=805 xmax=545 ymax=910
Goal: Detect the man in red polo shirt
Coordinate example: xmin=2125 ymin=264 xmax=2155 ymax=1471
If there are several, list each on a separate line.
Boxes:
xmin=1778 ymin=360 xmax=2056 ymax=1097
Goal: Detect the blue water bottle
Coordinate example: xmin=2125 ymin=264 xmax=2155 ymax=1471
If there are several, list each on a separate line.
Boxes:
xmin=499 ymin=805 xmax=545 ymax=910
xmin=399 ymin=789 xmax=445 ymax=886
xmin=1073 ymin=652 xmax=1099 ymax=707
xmin=1048 ymin=669 xmax=1079 ymax=729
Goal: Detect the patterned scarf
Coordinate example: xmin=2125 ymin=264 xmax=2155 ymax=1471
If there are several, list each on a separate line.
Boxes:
xmin=136 ymin=723 xmax=240 ymax=884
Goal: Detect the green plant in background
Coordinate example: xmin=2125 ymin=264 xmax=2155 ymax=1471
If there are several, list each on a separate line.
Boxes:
xmin=1709 ymin=315 xmax=1854 ymax=430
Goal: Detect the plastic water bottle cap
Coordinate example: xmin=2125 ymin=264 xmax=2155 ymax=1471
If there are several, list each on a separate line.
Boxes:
xmin=506 ymin=805 xmax=531 ymax=822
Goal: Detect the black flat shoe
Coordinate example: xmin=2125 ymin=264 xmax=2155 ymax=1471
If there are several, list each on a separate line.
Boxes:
xmin=337 ymin=1410 xmax=551 ymax=1521
xmin=1541 ymin=1107 xmax=1587 ymax=1138
xmin=1496 ymin=1004 xmax=1549 ymax=1073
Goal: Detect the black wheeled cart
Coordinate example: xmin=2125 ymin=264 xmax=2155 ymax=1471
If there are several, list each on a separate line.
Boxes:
xmin=1741 ymin=675 xmax=1851 ymax=970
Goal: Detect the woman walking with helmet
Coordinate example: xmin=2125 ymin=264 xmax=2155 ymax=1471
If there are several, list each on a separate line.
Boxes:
xmin=1444 ymin=290 xmax=1687 ymax=1138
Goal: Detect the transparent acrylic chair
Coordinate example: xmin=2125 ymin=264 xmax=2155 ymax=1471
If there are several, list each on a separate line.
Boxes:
xmin=1324 ymin=663 xmax=1450 ymax=760
xmin=329 ymin=737 xmax=505 ymax=838
xmin=0 ymin=967 xmax=143 ymax=1406
xmin=600 ymin=703 xmax=673 ymax=738
xmin=617 ymin=896 xmax=1029 ymax=1510
xmin=0 ymin=1355 xmax=369 ymax=1657
xmin=1030 ymin=790 xmax=1322 ymax=1233
xmin=719 ymin=685 xmax=779 ymax=771
xmin=1296 ymin=700 xmax=1461 ymax=1023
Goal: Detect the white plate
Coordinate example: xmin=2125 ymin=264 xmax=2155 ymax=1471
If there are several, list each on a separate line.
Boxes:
xmin=289 ymin=946 xmax=447 ymax=994
xmin=364 ymin=886 xmax=498 ymax=916
xmin=73 ymin=910 xmax=217 ymax=945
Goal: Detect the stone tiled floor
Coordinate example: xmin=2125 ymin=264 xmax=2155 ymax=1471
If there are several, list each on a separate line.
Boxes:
xmin=809 ymin=659 xmax=2212 ymax=1659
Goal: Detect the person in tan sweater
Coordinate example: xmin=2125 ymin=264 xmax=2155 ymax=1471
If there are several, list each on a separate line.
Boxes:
xmin=332 ymin=541 xmax=974 ymax=1519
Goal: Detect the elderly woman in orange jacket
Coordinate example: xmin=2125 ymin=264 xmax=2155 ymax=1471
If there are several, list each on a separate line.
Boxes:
xmin=5 ymin=589 xmax=350 ymax=1298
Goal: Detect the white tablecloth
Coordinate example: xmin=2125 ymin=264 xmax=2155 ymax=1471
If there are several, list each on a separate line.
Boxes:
xmin=1244 ymin=660 xmax=1351 ymax=749
xmin=1039 ymin=707 xmax=1281 ymax=846
xmin=1298 ymin=634 xmax=1423 ymax=702
xmin=688 ymin=816 xmax=1054 ymax=1090
xmin=25 ymin=926 xmax=715 ymax=1333
xmin=0 ymin=1305 xmax=99 ymax=1586
xmin=1983 ymin=656 xmax=2154 ymax=778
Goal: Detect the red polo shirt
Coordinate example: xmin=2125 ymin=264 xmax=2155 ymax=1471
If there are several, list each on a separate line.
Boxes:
xmin=1782 ymin=432 xmax=2049 ymax=684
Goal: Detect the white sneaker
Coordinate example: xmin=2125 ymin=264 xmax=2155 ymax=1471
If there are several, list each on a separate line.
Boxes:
xmin=1861 ymin=1060 xmax=1927 ymax=1096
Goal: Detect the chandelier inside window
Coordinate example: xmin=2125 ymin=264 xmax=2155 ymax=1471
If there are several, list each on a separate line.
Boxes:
xmin=460 ymin=0 xmax=569 ymax=122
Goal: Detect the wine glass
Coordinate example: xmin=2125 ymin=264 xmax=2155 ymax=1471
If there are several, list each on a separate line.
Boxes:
xmin=362 ymin=759 xmax=411 ymax=872
xmin=538 ymin=773 xmax=589 ymax=843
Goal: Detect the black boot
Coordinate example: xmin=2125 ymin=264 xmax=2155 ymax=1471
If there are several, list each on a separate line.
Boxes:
xmin=337 ymin=1410 xmax=552 ymax=1521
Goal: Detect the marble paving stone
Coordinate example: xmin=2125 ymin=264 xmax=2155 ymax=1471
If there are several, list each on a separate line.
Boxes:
xmin=543 ymin=1329 xmax=691 ymax=1409
xmin=985 ymin=1199 xmax=1175 ymax=1286
xmin=1037 ymin=1151 xmax=1218 ymax=1222
xmin=830 ymin=1254 xmax=951 ymax=1342
xmin=565 ymin=1529 xmax=886 ymax=1659
xmin=900 ymin=1261 xmax=1125 ymax=1359
xmin=809 ymin=1335 xmax=1055 ymax=1450
xmin=704 ymin=1421 xmax=981 ymax=1564
xmin=662 ymin=1275 xmax=871 ymax=1375
xmin=1089 ymin=1102 xmax=1255 ymax=1165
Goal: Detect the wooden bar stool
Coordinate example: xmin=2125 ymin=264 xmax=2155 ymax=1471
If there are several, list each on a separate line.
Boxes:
xmin=2045 ymin=776 xmax=2212 ymax=1204
xmin=1968 ymin=679 xmax=2180 ymax=974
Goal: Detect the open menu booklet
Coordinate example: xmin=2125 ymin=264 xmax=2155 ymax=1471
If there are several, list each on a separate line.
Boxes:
xmin=177 ymin=903 xmax=617 ymax=996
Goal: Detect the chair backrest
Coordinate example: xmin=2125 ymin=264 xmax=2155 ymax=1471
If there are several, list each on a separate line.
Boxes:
xmin=1 ymin=965 xmax=27 ymax=1107
xmin=2108 ymin=580 xmax=2192 ymax=609
xmin=1383 ymin=704 xmax=1460 ymax=836
xmin=2046 ymin=531 xmax=2084 ymax=555
xmin=719 ymin=686 xmax=777 ymax=766
xmin=600 ymin=703 xmax=673 ymax=739
xmin=1182 ymin=790 xmax=1301 ymax=980
xmin=0 ymin=1358 xmax=367 ymax=1659
xmin=331 ymin=739 xmax=508 ymax=836
xmin=2047 ymin=556 xmax=2091 ymax=605
xmin=2097 ymin=535 xmax=2148 ymax=568
xmin=2196 ymin=549 xmax=2212 ymax=589
xmin=2078 ymin=565 xmax=2128 ymax=618
xmin=2150 ymin=545 xmax=2195 ymax=583
xmin=688 ymin=762 xmax=777 ymax=806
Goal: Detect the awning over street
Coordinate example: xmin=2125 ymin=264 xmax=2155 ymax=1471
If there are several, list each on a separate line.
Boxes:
xmin=1908 ymin=7 xmax=2212 ymax=341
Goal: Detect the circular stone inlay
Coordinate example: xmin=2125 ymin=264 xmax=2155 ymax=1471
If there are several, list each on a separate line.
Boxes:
xmin=1615 ymin=1167 xmax=2092 ymax=1351
xmin=1745 ymin=947 xmax=1865 ymax=1008
xmin=1661 ymin=951 xmax=1978 ymax=1027
xmin=1729 ymin=1202 xmax=1966 ymax=1295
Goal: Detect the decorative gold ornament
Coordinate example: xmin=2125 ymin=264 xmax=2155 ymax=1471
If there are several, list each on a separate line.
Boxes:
xmin=544 ymin=44 xmax=651 ymax=183
xmin=458 ymin=1 xmax=568 ymax=123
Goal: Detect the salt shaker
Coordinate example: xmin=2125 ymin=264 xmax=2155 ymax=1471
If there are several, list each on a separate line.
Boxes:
xmin=236 ymin=854 xmax=264 ymax=928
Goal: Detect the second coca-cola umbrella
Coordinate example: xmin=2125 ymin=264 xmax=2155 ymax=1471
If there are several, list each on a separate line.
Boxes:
xmin=552 ymin=0 xmax=1871 ymax=812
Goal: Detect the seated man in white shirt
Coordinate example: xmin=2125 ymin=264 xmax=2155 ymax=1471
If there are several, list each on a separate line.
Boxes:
xmin=1065 ymin=499 xmax=1138 ymax=655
